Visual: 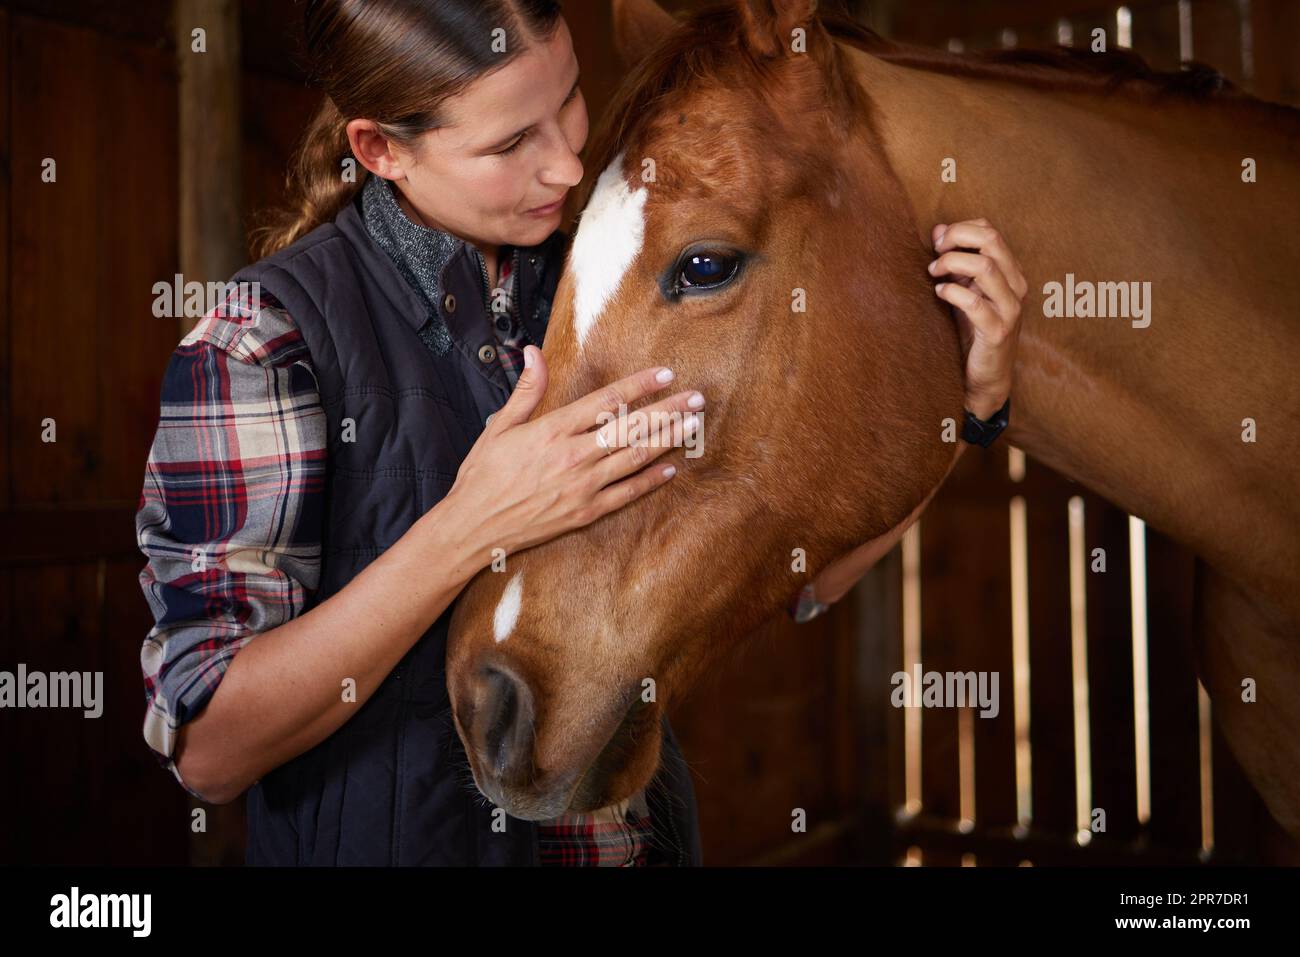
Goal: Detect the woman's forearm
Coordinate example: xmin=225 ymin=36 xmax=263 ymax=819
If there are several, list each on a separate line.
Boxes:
xmin=174 ymin=487 xmax=489 ymax=804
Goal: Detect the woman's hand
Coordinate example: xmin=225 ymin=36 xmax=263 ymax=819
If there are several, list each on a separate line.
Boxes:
xmin=446 ymin=345 xmax=704 ymax=562
xmin=793 ymin=218 xmax=1028 ymax=614
xmin=929 ymin=218 xmax=1028 ymax=419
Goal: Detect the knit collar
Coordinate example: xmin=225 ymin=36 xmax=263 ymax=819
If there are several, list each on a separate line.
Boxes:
xmin=360 ymin=172 xmax=462 ymax=355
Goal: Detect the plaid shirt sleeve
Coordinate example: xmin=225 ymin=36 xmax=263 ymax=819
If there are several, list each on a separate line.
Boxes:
xmin=135 ymin=287 xmax=326 ymax=796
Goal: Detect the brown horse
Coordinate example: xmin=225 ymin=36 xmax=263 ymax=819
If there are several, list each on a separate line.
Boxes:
xmin=447 ymin=0 xmax=1300 ymax=836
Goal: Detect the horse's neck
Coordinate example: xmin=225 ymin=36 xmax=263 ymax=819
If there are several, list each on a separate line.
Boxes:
xmin=846 ymin=47 xmax=1300 ymax=619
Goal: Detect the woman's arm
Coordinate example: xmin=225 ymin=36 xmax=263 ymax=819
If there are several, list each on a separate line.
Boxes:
xmin=173 ymin=490 xmax=490 ymax=803
xmin=793 ymin=218 xmax=1028 ymax=613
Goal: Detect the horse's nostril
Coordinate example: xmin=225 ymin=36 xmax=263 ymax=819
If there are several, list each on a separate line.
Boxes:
xmin=473 ymin=667 xmax=535 ymax=783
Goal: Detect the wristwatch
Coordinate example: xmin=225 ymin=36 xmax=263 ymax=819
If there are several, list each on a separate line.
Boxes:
xmin=961 ymin=396 xmax=1011 ymax=448
xmin=787 ymin=582 xmax=830 ymax=624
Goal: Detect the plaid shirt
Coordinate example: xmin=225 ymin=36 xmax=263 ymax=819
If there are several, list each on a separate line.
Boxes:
xmin=488 ymin=245 xmax=531 ymax=387
xmin=137 ymin=249 xmax=655 ymax=866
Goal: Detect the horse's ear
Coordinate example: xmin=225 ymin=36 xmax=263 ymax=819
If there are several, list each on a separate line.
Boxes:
xmin=738 ymin=0 xmax=819 ymax=59
xmin=612 ymin=0 xmax=677 ymax=71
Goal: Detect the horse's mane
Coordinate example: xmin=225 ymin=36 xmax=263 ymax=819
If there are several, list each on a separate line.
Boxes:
xmin=578 ymin=3 xmax=1296 ymax=210
xmin=821 ymin=11 xmax=1300 ymax=118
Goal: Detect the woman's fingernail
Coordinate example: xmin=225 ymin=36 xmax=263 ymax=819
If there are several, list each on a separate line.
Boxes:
xmin=662 ymin=465 xmax=677 ymax=478
xmin=523 ymin=346 xmax=534 ymax=368
xmin=683 ymin=413 xmax=700 ymax=432
xmin=656 ymin=367 xmax=674 ymax=383
xmin=935 ymin=282 xmax=948 ymax=293
xmin=935 ymin=228 xmax=947 ymax=247
xmin=927 ymin=260 xmax=938 ymax=274
xmin=687 ymin=391 xmax=705 ymax=409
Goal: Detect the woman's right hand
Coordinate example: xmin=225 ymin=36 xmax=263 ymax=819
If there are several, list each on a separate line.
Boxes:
xmin=446 ymin=344 xmax=704 ymax=559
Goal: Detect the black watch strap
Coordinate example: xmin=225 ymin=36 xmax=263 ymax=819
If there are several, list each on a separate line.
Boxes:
xmin=961 ymin=396 xmax=1011 ymax=448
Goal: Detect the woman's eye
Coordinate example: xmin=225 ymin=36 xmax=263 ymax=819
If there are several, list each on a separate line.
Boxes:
xmin=678 ymin=251 xmax=739 ymax=291
xmin=495 ymin=88 xmax=578 ymax=158
xmin=497 ymin=133 xmax=526 ymax=156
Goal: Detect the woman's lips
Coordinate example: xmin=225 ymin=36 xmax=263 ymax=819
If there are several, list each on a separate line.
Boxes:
xmin=526 ymin=195 xmax=565 ymax=215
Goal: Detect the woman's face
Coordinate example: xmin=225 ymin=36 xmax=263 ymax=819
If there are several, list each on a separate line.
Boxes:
xmin=386 ymin=17 xmax=588 ymax=250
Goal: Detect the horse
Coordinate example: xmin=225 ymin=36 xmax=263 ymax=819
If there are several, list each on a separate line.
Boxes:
xmin=446 ymin=0 xmax=1300 ymax=838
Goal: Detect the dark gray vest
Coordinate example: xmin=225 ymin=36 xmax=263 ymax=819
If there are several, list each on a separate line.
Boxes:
xmin=231 ymin=189 xmax=702 ymax=866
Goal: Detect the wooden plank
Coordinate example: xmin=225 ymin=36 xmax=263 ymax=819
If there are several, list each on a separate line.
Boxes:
xmin=8 ymin=562 xmax=103 ymax=863
xmin=176 ymin=0 xmax=242 ymax=338
xmin=1084 ymin=500 xmax=1141 ymax=845
xmin=10 ymin=16 xmax=102 ymax=505
xmin=1142 ymin=526 xmax=1202 ymax=851
xmin=91 ymin=18 xmax=180 ymax=501
xmin=956 ymin=457 xmax=1018 ymax=835
xmin=853 ymin=545 xmax=903 ymax=864
xmin=1249 ymin=0 xmax=1300 ymax=105
xmin=0 ymin=1 xmax=11 ymax=848
xmin=1208 ymin=709 xmax=1269 ymax=862
xmin=0 ymin=5 xmax=10 ymax=506
xmin=238 ymin=0 xmax=310 ymax=83
xmin=0 ymin=504 xmax=139 ymax=565
xmin=1130 ymin=0 xmax=1186 ymax=69
xmin=1 ymin=0 xmax=172 ymax=50
xmin=1024 ymin=476 xmax=1077 ymax=839
xmin=916 ymin=492 xmax=971 ymax=862
xmin=1190 ymin=0 xmax=1245 ymax=83
xmin=240 ymin=71 xmax=323 ymax=261
xmin=0 ymin=562 xmax=12 ymax=862
xmin=890 ymin=0 xmax=1175 ymax=47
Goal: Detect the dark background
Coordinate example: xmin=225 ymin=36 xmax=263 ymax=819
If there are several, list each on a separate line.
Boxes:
xmin=1 ymin=0 xmax=1296 ymax=866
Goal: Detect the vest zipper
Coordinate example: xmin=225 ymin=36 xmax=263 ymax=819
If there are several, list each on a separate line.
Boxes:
xmin=475 ymin=248 xmax=491 ymax=314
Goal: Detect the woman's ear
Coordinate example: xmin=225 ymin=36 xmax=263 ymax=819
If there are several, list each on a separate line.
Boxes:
xmin=346 ymin=118 xmax=408 ymax=181
xmin=612 ymin=0 xmax=677 ymax=71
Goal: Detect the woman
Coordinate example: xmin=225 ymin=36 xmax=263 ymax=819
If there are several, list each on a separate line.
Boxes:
xmin=135 ymin=0 xmax=1026 ymax=866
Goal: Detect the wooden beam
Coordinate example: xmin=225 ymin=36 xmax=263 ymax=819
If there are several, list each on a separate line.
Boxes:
xmin=174 ymin=0 xmax=249 ymax=867
xmin=175 ymin=0 xmax=242 ymax=339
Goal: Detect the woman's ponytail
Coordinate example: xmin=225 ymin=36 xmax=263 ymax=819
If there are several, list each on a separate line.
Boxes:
xmin=251 ymin=97 xmax=363 ymax=260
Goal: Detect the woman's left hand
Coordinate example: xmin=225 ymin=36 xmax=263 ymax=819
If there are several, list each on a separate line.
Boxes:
xmin=929 ymin=218 xmax=1029 ymax=419
xmin=790 ymin=218 xmax=1029 ymax=616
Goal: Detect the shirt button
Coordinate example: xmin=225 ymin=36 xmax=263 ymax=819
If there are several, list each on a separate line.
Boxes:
xmin=478 ymin=344 xmax=497 ymax=363
xmin=495 ymin=316 xmax=511 ymax=332
xmin=443 ymin=293 xmax=456 ymax=313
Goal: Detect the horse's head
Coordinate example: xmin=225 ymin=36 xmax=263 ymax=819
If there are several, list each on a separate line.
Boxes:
xmin=447 ymin=0 xmax=963 ymax=818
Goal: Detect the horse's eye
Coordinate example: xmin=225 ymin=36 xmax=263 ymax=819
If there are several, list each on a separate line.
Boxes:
xmin=678 ymin=250 xmax=740 ymax=291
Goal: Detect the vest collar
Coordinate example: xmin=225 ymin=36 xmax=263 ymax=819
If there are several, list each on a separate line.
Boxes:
xmin=340 ymin=175 xmax=556 ymax=354
xmin=357 ymin=173 xmax=461 ymax=353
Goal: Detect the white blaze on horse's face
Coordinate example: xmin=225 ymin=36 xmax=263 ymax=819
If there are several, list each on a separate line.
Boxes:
xmin=493 ymin=570 xmax=524 ymax=643
xmin=571 ymin=150 xmax=648 ymax=349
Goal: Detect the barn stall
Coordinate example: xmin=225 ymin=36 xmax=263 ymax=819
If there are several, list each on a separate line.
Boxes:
xmin=0 ymin=0 xmax=1295 ymax=871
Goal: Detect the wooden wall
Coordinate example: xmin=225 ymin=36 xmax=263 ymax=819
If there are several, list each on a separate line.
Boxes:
xmin=0 ymin=0 xmax=328 ymax=866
